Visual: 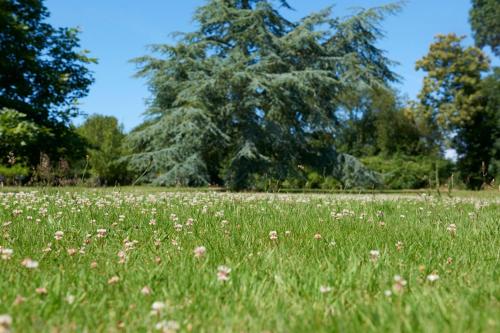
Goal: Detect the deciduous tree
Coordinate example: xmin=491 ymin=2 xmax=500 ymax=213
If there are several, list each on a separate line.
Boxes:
xmin=416 ymin=34 xmax=489 ymax=141
xmin=0 ymin=0 xmax=95 ymax=166
xmin=77 ymin=115 xmax=130 ymax=185
xmin=454 ymin=68 xmax=500 ymax=188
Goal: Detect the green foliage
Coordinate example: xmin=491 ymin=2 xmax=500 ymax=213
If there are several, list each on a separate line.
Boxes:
xmin=0 ymin=163 xmax=30 ymax=184
xmin=374 ymin=96 xmax=436 ymax=156
xmin=362 ymin=155 xmax=453 ymax=189
xmin=0 ymin=0 xmax=96 ymax=166
xmin=486 ymin=73 xmax=500 ymax=181
xmin=335 ymin=89 xmax=379 ymax=157
xmin=320 ymin=176 xmax=342 ymax=190
xmin=128 ymin=0 xmax=401 ymax=190
xmin=337 ymin=88 xmax=435 ymax=157
xmin=77 ymin=115 xmax=131 ymax=185
xmin=280 ymin=175 xmax=305 ymax=190
xmin=305 ymin=171 xmax=322 ymax=189
xmin=469 ymin=0 xmax=500 ymax=56
xmin=454 ymin=68 xmax=500 ymax=188
xmin=0 ymin=108 xmax=41 ymax=165
xmin=235 ymin=154 xmax=382 ymax=191
xmin=415 ymin=33 xmax=499 ymax=189
xmin=415 ymin=34 xmax=490 ymax=138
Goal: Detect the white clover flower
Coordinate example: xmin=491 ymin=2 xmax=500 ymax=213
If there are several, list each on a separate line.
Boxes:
xmin=217 ymin=266 xmax=231 ymax=282
xmin=427 ymin=273 xmax=440 ymax=282
xmin=392 ymin=275 xmax=407 ymax=293
xmin=54 ymin=231 xmax=64 ymax=241
xmin=369 ymin=250 xmax=380 ymax=262
xmin=107 ymin=276 xmax=120 ymax=285
xmin=141 ymin=286 xmax=152 ymax=295
xmin=65 ymin=294 xmax=76 ymax=304
xmin=319 ymin=285 xmax=333 ymax=293
xmin=447 ymin=224 xmax=457 ymax=236
xmin=0 ymin=314 xmax=12 ymax=331
xmin=151 ymin=301 xmax=166 ymax=315
xmin=0 ymin=248 xmax=13 ymax=260
xmin=193 ymin=246 xmax=206 ymax=258
xmin=155 ymin=320 xmax=180 ymax=332
xmin=21 ymin=258 xmax=39 ymax=269
xmin=96 ymin=229 xmax=107 ymax=238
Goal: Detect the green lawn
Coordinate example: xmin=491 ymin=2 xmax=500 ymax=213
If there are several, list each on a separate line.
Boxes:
xmin=0 ymin=189 xmax=499 ymax=332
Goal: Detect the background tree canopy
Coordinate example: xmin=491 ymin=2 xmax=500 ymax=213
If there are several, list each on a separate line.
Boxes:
xmin=415 ymin=34 xmax=489 ymax=136
xmin=0 ymin=0 xmax=497 ymax=190
xmin=127 ymin=0 xmax=401 ymax=189
xmin=0 ymin=0 xmax=95 ymax=167
xmin=469 ymin=0 xmax=500 ymax=56
xmin=77 ymin=115 xmax=131 ymax=185
xmin=415 ymin=33 xmax=497 ymax=188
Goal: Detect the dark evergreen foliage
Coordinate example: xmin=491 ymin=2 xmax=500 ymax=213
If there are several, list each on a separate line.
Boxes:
xmin=469 ymin=0 xmax=500 ymax=56
xmin=128 ymin=0 xmax=401 ymax=189
xmin=454 ymin=68 xmax=500 ymax=188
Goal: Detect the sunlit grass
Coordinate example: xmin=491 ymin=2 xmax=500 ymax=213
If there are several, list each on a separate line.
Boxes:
xmin=0 ymin=189 xmax=498 ymax=332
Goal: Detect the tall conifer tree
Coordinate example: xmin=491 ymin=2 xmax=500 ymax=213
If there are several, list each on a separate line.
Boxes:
xmin=128 ymin=0 xmax=400 ymax=189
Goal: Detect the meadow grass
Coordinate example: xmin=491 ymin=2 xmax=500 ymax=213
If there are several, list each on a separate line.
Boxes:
xmin=0 ymin=189 xmax=498 ymax=332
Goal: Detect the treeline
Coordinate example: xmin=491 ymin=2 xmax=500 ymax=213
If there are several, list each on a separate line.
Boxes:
xmin=1 ymin=0 xmax=498 ymax=190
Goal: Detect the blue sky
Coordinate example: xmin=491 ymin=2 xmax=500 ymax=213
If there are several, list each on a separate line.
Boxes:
xmin=45 ymin=0 xmax=497 ymax=131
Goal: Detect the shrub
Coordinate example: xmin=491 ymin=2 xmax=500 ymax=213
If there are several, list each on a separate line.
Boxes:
xmin=321 ymin=177 xmax=343 ymax=190
xmin=361 ymin=155 xmax=453 ymax=189
xmin=0 ymin=164 xmax=30 ymax=185
xmin=305 ymin=172 xmax=323 ymax=189
xmin=281 ymin=177 xmax=306 ymax=190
